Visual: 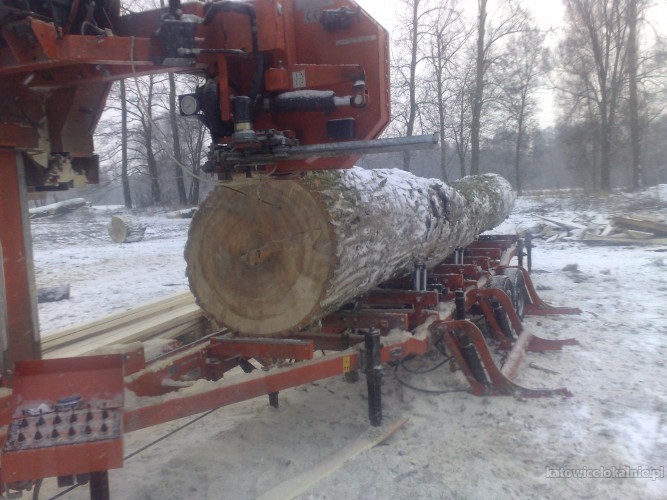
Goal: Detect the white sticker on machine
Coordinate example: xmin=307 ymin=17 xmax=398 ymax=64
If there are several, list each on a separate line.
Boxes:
xmin=336 ymin=34 xmax=377 ymax=46
xmin=295 ymin=0 xmax=333 ymax=23
xmin=292 ymin=70 xmax=306 ymax=88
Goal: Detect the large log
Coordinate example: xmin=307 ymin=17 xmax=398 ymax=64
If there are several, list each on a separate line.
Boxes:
xmin=108 ymin=215 xmax=147 ymax=243
xmin=28 ymin=198 xmax=87 ymax=219
xmin=185 ymin=168 xmax=515 ymax=336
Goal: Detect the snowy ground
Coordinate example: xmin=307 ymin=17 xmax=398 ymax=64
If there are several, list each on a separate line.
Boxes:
xmin=30 ymin=187 xmax=667 ymax=499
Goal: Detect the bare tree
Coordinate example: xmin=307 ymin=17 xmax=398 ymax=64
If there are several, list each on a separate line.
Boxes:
xmin=470 ymin=0 xmax=530 ymax=175
xmin=422 ymin=0 xmax=470 ymax=181
xmin=391 ymin=0 xmax=437 ymax=172
xmin=449 ymin=51 xmax=475 ymax=178
xmin=138 ymin=75 xmax=162 ymax=205
xmin=168 ymin=73 xmax=188 ymax=205
xmin=120 ymin=80 xmax=133 ymax=208
xmin=558 ymin=0 xmax=629 ymax=191
xmin=492 ymin=27 xmax=546 ymax=194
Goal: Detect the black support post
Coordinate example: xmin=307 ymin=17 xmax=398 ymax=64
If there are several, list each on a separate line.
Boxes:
xmin=364 ymin=332 xmax=382 ymax=427
xmin=89 ymin=471 xmax=110 ymax=500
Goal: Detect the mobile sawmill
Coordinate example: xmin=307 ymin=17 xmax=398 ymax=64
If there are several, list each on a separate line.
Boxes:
xmin=0 ymin=0 xmax=580 ymax=497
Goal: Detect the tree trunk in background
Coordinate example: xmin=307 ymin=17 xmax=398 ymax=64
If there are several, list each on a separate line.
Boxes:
xmin=187 ymin=122 xmax=205 ymax=205
xmin=185 ymin=168 xmax=514 ymax=336
xmin=513 ymin=105 xmax=525 ymax=195
xmin=143 ymin=75 xmax=161 ymax=206
xmin=169 ymin=73 xmax=188 ymax=205
xmin=402 ymin=0 xmax=422 ymax=172
xmin=470 ymin=0 xmax=486 ymax=176
xmin=627 ymin=0 xmax=642 ymax=190
xmin=120 ymin=80 xmax=132 ymax=209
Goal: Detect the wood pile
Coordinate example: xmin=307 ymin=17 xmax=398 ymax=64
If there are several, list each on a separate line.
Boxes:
xmin=524 ymin=213 xmax=667 ymax=248
xmin=41 ymin=291 xmax=209 ymax=359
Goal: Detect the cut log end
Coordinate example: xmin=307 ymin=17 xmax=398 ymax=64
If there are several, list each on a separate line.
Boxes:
xmin=185 ymin=180 xmax=334 ymax=335
xmin=108 ymin=215 xmax=147 ymax=244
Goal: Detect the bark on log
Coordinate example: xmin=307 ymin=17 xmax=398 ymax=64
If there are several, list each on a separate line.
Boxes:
xmin=29 ymin=198 xmax=87 ymax=219
xmin=108 ymin=215 xmax=147 ymax=243
xmin=185 ymin=168 xmax=515 ymax=336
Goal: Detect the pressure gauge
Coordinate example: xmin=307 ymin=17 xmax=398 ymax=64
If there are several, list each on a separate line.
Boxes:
xmin=179 ymin=94 xmax=200 ymax=116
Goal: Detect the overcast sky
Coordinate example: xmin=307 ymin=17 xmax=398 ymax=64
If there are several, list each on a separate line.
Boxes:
xmin=356 ymin=0 xmax=567 ymax=33
xmin=354 ymin=0 xmax=566 ymax=126
xmin=354 ymin=0 xmax=666 ymax=127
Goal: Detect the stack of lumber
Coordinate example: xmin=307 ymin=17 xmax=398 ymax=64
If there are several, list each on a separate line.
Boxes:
xmin=526 ymin=213 xmax=667 ymax=247
xmin=41 ymin=291 xmax=208 ymax=359
xmin=583 ymin=215 xmax=667 ymax=246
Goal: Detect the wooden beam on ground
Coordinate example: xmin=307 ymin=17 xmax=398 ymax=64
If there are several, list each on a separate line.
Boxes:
xmin=612 ymin=216 xmax=667 ymax=236
xmin=257 ymin=418 xmax=408 ymax=500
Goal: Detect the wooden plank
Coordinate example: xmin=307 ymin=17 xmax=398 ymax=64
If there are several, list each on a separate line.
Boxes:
xmin=582 ymin=233 xmax=667 ymax=246
xmin=41 ymin=291 xmax=195 ymax=349
xmin=535 ymin=215 xmax=586 ymax=231
xmin=625 ymin=229 xmax=655 ymax=240
xmin=612 ymin=216 xmax=667 ymax=236
xmin=43 ymin=304 xmax=204 ymax=358
xmin=257 ymin=418 xmax=408 ymax=500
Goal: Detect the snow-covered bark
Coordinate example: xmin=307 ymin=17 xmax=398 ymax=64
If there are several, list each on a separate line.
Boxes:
xmin=185 ymin=167 xmax=514 ymax=335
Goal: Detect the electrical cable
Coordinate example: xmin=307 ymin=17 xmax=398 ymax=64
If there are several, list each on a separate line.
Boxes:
xmin=47 ymin=407 xmax=220 ymax=500
xmin=393 ymin=363 xmax=469 ymax=395
xmin=392 ymin=344 xmax=469 ymax=395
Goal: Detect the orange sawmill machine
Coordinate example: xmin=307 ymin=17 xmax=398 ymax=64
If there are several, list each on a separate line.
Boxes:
xmin=0 ymin=0 xmax=580 ymax=497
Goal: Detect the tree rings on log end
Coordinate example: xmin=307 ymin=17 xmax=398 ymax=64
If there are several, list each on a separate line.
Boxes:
xmin=185 ymin=180 xmax=333 ymax=336
xmin=108 ymin=215 xmax=147 ymax=243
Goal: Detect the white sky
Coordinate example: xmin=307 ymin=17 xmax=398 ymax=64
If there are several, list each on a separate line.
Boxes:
xmin=355 ymin=0 xmax=667 ymax=128
xmin=355 ymin=0 xmax=567 ymax=126
xmin=356 ymin=0 xmax=567 ymax=34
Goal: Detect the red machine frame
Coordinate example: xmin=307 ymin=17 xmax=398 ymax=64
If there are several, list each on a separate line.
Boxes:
xmin=0 ymin=1 xmax=579 ymax=497
xmin=0 ymin=235 xmax=580 ymax=497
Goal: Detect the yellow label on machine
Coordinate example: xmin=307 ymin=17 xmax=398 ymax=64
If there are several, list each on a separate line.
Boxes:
xmin=342 ymin=356 xmax=350 ymax=374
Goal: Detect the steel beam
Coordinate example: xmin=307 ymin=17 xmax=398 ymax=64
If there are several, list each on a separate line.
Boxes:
xmin=0 ymin=150 xmax=41 ymax=372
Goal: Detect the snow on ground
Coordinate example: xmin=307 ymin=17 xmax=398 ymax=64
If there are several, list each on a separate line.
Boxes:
xmin=31 ymin=206 xmax=191 ymax=336
xmin=31 ymin=188 xmax=667 ymax=499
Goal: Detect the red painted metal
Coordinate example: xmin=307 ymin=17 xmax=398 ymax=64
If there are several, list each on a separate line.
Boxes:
xmin=0 ymin=152 xmax=40 ymax=369
xmin=123 ymin=351 xmax=360 ymax=432
xmin=359 ymin=290 xmax=440 ymax=328
xmin=431 ymin=319 xmax=572 ymax=398
xmin=321 ymin=310 xmax=409 ymax=335
xmin=508 ymin=266 xmax=583 ymax=316
xmin=1 ymin=356 xmax=124 ymax=483
xmin=0 ymin=235 xmax=585 ymax=488
xmin=0 ymin=0 xmax=391 ymax=176
xmin=0 ymin=0 xmax=585 ymax=488
xmin=208 ymin=337 xmax=314 ymax=361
